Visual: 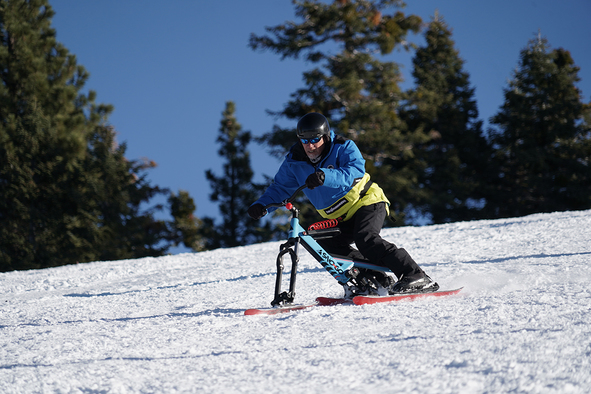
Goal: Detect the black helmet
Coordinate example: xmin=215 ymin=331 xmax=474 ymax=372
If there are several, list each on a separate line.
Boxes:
xmin=296 ymin=113 xmax=330 ymax=139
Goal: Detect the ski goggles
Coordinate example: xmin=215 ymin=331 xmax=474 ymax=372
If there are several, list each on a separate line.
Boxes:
xmin=300 ymin=137 xmax=322 ymax=145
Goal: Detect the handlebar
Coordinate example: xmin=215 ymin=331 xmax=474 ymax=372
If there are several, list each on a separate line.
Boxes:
xmin=263 ymin=184 xmax=307 ymax=211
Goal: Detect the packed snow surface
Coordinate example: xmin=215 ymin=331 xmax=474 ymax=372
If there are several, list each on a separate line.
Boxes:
xmin=2 ymin=210 xmax=591 ymax=393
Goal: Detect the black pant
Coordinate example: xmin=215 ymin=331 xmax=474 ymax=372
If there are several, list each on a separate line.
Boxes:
xmin=317 ymin=202 xmax=424 ymax=280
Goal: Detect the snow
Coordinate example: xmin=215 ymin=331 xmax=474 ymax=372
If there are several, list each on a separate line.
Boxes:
xmin=2 ymin=210 xmax=591 ymax=393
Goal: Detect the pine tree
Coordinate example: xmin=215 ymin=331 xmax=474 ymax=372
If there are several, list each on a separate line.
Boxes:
xmin=401 ymin=14 xmax=493 ymax=223
xmin=249 ymin=0 xmax=428 ymax=223
xmin=85 ymin=125 xmax=171 ymax=261
xmin=203 ymin=101 xmax=273 ymax=249
xmin=168 ymin=190 xmax=204 ymax=251
xmin=0 ymin=103 xmax=96 ymax=270
xmin=488 ymin=34 xmax=591 ymax=217
xmin=0 ymin=0 xmax=188 ymax=270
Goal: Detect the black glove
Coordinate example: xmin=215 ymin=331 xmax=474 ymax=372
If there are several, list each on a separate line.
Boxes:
xmin=247 ymin=203 xmax=266 ymax=220
xmin=305 ymin=171 xmax=325 ymax=190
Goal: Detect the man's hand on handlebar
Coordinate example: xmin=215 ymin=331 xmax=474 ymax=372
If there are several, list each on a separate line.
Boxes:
xmin=249 ymin=184 xmax=307 ymax=219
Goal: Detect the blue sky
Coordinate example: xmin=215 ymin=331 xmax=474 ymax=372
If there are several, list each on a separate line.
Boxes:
xmin=49 ymin=0 xmax=590 ymax=247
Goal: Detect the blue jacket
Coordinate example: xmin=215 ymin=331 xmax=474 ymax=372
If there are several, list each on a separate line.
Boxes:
xmin=253 ymin=131 xmax=389 ymax=220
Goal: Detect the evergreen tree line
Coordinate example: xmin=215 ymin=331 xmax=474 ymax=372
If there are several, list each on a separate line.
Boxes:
xmin=1 ymin=1 xmax=589 ymax=271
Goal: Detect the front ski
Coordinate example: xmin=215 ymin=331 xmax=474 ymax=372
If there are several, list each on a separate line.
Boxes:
xmin=352 ymin=287 xmax=463 ymax=305
xmin=244 ymin=298 xmax=346 ymax=315
xmin=244 ymin=303 xmax=317 ymax=316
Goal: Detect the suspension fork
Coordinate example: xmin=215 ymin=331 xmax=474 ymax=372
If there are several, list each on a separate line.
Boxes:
xmin=271 ymin=206 xmax=303 ymax=307
xmin=271 ymin=237 xmax=300 ymax=306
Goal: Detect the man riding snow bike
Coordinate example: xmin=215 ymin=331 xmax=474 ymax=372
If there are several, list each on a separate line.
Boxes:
xmin=248 ymin=112 xmax=438 ymax=303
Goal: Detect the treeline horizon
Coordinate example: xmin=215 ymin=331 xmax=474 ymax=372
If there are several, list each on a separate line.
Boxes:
xmin=1 ymin=0 xmax=590 ymax=271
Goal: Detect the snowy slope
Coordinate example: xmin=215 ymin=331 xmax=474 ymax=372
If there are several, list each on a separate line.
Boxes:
xmin=1 ymin=210 xmax=590 ymax=393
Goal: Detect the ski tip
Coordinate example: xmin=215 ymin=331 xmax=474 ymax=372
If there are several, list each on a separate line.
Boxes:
xmin=244 ymin=308 xmax=267 ymax=316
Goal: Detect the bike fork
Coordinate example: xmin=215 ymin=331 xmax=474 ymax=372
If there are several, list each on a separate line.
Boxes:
xmin=271 ymin=239 xmax=300 ymax=306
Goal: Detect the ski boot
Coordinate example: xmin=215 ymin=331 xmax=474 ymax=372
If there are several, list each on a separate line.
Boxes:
xmin=389 ymin=274 xmax=439 ymax=294
xmin=343 ymin=268 xmax=394 ymax=298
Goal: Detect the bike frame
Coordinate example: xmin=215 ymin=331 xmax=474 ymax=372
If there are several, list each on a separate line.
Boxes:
xmin=268 ymin=186 xmax=388 ymax=307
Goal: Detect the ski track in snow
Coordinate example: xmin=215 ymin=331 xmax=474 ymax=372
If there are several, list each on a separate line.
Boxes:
xmin=1 ymin=210 xmax=591 ymax=393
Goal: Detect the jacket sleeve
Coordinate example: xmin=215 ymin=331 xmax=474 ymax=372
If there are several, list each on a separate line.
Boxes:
xmin=251 ymin=158 xmax=301 ymax=213
xmin=321 ymin=140 xmax=366 ymax=188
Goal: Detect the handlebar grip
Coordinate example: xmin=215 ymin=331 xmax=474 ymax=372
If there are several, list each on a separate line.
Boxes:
xmin=263 ymin=184 xmax=307 ymax=210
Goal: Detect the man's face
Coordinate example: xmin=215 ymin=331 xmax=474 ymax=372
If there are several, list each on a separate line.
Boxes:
xmin=301 ymin=137 xmax=326 ymax=161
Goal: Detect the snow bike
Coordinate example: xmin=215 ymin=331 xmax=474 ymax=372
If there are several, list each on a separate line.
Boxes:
xmin=264 ymin=185 xmax=394 ymax=308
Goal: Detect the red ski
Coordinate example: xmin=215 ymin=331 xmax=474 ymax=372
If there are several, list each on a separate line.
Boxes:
xmin=352 ymin=287 xmax=463 ymax=305
xmin=316 ymin=288 xmax=462 ymax=306
xmin=244 ymin=298 xmax=347 ymax=315
xmin=244 ymin=303 xmax=316 ymax=316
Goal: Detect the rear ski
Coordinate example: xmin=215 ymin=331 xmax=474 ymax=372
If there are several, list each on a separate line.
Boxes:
xmin=316 ymin=288 xmax=462 ymax=306
xmin=352 ymin=287 xmax=463 ymax=305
